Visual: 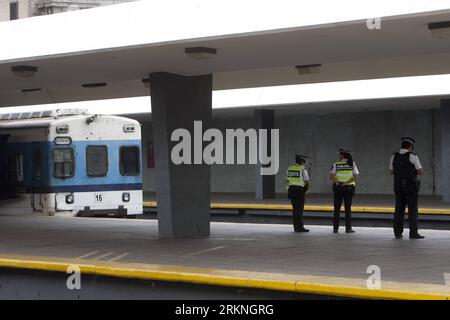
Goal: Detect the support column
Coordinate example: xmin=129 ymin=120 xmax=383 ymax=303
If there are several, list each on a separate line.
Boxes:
xmin=254 ymin=109 xmax=276 ymax=199
xmin=150 ymin=72 xmax=212 ymax=237
xmin=0 ymin=134 xmax=9 ymax=198
xmin=441 ymin=99 xmax=450 ymax=202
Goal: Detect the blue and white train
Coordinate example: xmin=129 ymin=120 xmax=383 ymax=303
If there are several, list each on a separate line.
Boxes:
xmin=0 ymin=109 xmax=143 ymax=217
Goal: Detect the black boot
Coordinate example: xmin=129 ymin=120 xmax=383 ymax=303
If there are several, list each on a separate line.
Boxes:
xmin=410 ymin=233 xmax=424 ymax=239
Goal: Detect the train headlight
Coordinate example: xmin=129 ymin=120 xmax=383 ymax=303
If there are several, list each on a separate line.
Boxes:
xmin=122 ymin=192 xmax=130 ymax=202
xmin=66 ymin=194 xmax=74 ymax=204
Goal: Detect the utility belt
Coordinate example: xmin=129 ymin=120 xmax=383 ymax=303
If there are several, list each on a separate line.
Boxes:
xmin=288 ymin=185 xmax=307 ymax=198
xmin=396 ymin=178 xmax=420 ymax=192
xmin=333 ymin=183 xmax=355 ymax=192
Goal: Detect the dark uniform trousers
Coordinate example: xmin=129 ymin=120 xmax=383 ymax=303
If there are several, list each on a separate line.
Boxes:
xmin=394 ymin=180 xmax=419 ymax=236
xmin=333 ymin=184 xmax=355 ymax=230
xmin=288 ymin=186 xmax=306 ymax=231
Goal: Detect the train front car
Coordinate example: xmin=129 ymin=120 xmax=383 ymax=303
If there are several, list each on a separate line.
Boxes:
xmin=47 ymin=114 xmax=143 ymax=217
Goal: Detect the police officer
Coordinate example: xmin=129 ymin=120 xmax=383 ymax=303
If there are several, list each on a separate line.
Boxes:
xmin=287 ymin=154 xmax=310 ymax=233
xmin=390 ymin=137 xmax=424 ymax=239
xmin=330 ymin=148 xmax=359 ymax=233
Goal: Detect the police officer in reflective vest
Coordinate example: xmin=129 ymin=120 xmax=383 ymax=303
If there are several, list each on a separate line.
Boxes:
xmin=287 ymin=154 xmax=310 ymax=233
xmin=330 ymin=148 xmax=359 ymax=233
xmin=390 ymin=137 xmax=424 ymax=239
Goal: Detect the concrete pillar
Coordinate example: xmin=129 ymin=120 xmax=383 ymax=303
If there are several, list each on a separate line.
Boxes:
xmin=149 ymin=72 xmax=212 ymax=237
xmin=441 ymin=99 xmax=450 ymax=202
xmin=254 ymin=109 xmax=276 ymax=199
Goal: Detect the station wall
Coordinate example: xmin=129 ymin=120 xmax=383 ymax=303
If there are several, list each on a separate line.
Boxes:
xmin=140 ymin=108 xmax=441 ymax=196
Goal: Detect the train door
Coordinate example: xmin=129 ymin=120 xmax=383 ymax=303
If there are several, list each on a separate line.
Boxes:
xmin=31 ymin=142 xmax=43 ymax=211
xmin=7 ymin=152 xmax=24 ymax=192
xmin=0 ymin=134 xmax=10 ymax=199
xmin=53 ymin=146 xmax=76 ymax=212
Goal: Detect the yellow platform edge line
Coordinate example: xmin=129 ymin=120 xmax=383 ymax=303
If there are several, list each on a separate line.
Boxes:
xmin=0 ymin=255 xmax=448 ymax=300
xmin=143 ymin=201 xmax=450 ymax=215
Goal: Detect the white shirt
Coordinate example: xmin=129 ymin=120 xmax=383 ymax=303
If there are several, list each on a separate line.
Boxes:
xmin=389 ymin=149 xmax=422 ymax=170
xmin=330 ymin=160 xmax=359 ymax=175
xmin=302 ymin=168 xmax=310 ymax=182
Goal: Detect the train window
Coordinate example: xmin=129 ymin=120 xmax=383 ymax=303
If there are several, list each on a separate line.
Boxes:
xmin=53 ymin=148 xmax=74 ymax=179
xmin=120 ymin=146 xmax=140 ymax=176
xmin=86 ymin=145 xmax=108 ymax=177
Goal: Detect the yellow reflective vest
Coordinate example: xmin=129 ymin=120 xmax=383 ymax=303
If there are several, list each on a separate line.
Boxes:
xmin=334 ymin=161 xmax=356 ymax=186
xmin=287 ymin=164 xmax=306 ymax=189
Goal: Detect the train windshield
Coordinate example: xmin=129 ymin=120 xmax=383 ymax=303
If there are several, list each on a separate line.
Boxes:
xmin=120 ymin=146 xmax=140 ymax=176
xmin=86 ymin=145 xmax=108 ymax=177
xmin=53 ymin=147 xmax=74 ymax=179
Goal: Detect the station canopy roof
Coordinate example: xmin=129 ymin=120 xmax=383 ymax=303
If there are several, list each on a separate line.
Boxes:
xmin=1 ymin=0 xmax=450 ymax=109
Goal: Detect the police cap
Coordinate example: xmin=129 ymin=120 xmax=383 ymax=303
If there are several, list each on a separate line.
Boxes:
xmin=295 ymin=154 xmax=308 ymax=162
xmin=401 ymin=137 xmax=415 ymax=145
xmin=338 ymin=148 xmax=351 ymax=154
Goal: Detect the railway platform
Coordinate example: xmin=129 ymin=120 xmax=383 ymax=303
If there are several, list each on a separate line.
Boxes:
xmin=0 ymin=215 xmax=449 ymax=299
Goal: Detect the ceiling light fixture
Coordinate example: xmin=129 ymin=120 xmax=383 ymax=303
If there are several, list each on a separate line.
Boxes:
xmin=142 ymin=78 xmax=150 ymax=88
xmin=295 ymin=64 xmax=322 ymax=75
xmin=21 ymin=88 xmax=42 ymax=93
xmin=11 ymin=65 xmax=38 ymax=78
xmin=185 ymin=47 xmax=217 ymax=60
xmin=428 ymin=21 xmax=450 ymax=39
xmin=81 ymin=82 xmax=107 ymax=88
